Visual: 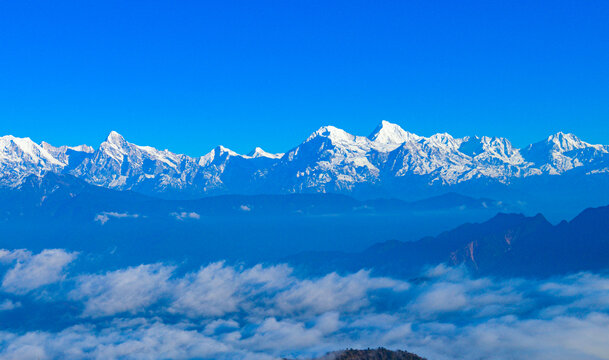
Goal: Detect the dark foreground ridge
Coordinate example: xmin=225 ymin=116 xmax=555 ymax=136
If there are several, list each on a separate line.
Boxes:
xmin=285 ymin=348 xmax=426 ymax=360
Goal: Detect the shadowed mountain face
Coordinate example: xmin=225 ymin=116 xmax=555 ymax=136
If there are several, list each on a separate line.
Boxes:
xmin=286 ymin=348 xmax=426 ymax=360
xmin=287 ymin=205 xmax=609 ymax=278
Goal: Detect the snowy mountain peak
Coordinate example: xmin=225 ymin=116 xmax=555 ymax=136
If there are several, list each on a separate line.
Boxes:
xmin=459 ymin=136 xmax=516 ymax=156
xmin=545 ymin=132 xmax=588 ymax=152
xmin=0 ymin=135 xmax=65 ymax=186
xmin=307 ymin=126 xmax=356 ymax=144
xmin=247 ymin=147 xmax=283 ymax=159
xmin=429 ymin=132 xmax=454 ymax=142
xmin=41 ymin=142 xmax=94 ymax=155
xmin=369 ymin=120 xmax=420 ymax=147
xmin=198 ymin=146 xmax=239 ymax=167
xmin=427 ymin=133 xmax=461 ymax=151
xmin=522 ymin=132 xmax=598 ymax=159
xmin=215 ymin=145 xmax=238 ymax=156
xmin=105 ymin=131 xmax=127 ymax=146
xmin=455 ymin=136 xmax=522 ymax=168
xmin=518 ymin=132 xmax=609 ymax=174
xmin=0 ymin=135 xmax=63 ymax=166
xmin=71 ymin=144 xmax=95 ymax=153
xmin=98 ymin=131 xmax=132 ymax=163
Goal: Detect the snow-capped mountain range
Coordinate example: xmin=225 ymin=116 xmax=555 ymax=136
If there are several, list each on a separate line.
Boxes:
xmin=1 ymin=121 xmax=608 ymax=199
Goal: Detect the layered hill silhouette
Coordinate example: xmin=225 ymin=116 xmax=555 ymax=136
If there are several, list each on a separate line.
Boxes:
xmin=287 ymin=204 xmax=609 ymax=278
xmin=0 ymin=173 xmax=508 ymax=221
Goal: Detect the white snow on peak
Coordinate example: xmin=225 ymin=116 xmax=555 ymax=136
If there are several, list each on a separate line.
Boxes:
xmin=307 ymin=126 xmax=358 ymax=144
xmin=99 ymin=131 xmax=130 ymax=163
xmin=97 ymin=131 xmax=185 ymax=171
xmin=198 ymin=145 xmax=240 ymax=166
xmin=523 ymin=132 xmax=606 ymax=159
xmin=216 ymin=145 xmax=239 ymax=156
xmin=40 ymin=141 xmax=58 ymax=154
xmin=283 ymin=125 xmax=379 ymax=191
xmin=0 ymin=135 xmax=63 ymax=167
xmin=105 ymin=131 xmax=126 ymax=145
xmin=459 ymin=136 xmax=521 ymax=163
xmin=368 ymin=120 xmax=420 ymax=148
xmin=70 ymin=144 xmax=95 ymax=153
xmin=247 ymin=147 xmax=283 ymax=159
xmin=519 ymin=131 xmax=609 ymax=174
xmin=0 ymin=135 xmax=65 ymax=186
xmin=1 ymin=122 xmax=609 ymax=194
xmin=39 ymin=141 xmax=94 ymax=168
xmin=427 ymin=133 xmax=461 ymax=151
xmin=545 ymin=132 xmax=599 ymax=152
xmin=41 ymin=141 xmax=94 ymax=155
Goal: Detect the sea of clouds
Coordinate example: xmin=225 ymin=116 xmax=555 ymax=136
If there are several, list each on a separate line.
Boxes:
xmin=0 ymin=248 xmax=608 ymax=359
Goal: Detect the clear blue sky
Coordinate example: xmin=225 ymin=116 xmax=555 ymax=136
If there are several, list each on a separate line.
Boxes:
xmin=0 ymin=0 xmax=608 ymax=155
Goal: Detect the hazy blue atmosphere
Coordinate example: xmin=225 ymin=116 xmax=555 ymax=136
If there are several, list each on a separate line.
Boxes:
xmin=1 ymin=0 xmax=608 ymax=154
xmin=2 ymin=2 xmax=609 ymax=359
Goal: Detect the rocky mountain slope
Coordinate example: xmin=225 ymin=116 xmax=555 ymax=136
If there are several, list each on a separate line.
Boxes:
xmin=1 ymin=121 xmax=608 ymax=202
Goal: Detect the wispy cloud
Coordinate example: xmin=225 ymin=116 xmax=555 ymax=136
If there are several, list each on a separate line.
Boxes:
xmin=94 ymin=212 xmax=140 ymax=225
xmin=0 ymin=299 xmax=21 ymax=311
xmin=171 ymin=212 xmax=201 ymax=220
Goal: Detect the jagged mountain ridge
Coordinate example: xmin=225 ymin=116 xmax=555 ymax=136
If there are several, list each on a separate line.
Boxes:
xmin=1 ymin=121 xmax=608 ymax=198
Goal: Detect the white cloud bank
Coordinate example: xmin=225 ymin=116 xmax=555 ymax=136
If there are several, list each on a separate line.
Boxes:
xmin=0 ymin=251 xmax=608 ymax=359
xmin=70 ymin=263 xmax=175 ymax=317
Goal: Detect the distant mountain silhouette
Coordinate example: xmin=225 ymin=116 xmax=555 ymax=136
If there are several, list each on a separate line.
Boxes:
xmin=0 ymin=172 xmax=151 ymax=219
xmin=287 ymin=204 xmax=609 ymax=278
xmin=0 ymin=173 xmax=508 ymax=220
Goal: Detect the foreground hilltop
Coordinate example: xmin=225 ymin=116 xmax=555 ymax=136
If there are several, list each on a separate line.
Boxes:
xmin=286 ymin=348 xmax=426 ymax=360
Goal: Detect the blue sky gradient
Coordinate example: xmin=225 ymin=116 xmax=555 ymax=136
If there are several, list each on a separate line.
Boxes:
xmin=0 ymin=0 xmax=608 ymax=155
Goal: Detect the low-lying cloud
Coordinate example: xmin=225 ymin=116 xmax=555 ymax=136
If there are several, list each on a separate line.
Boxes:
xmin=0 ymin=249 xmax=608 ymax=359
xmin=71 ymin=263 xmax=175 ymax=317
xmin=0 ymin=249 xmax=78 ymax=294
